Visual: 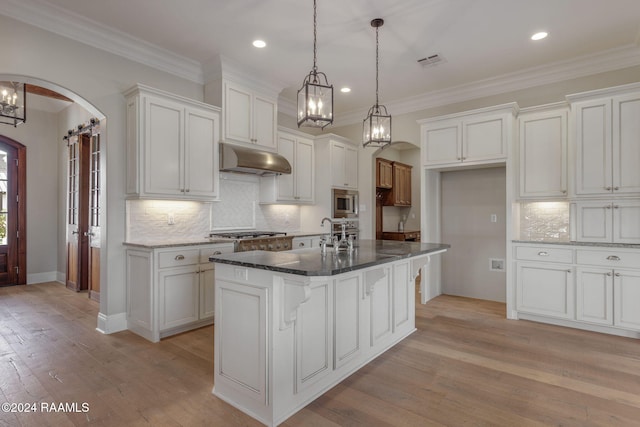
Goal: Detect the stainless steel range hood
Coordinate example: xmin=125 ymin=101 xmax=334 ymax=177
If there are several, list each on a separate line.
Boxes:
xmin=220 ymin=142 xmax=291 ymax=176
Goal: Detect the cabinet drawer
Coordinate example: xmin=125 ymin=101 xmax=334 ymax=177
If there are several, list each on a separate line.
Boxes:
xmin=576 ymin=249 xmax=640 ymax=269
xmin=199 ymin=244 xmax=235 ymax=263
xmin=515 ymin=246 xmax=573 ymax=263
xmin=158 ymin=249 xmax=200 ymax=268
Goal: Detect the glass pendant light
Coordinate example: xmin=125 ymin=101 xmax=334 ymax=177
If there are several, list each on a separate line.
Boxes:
xmin=297 ymin=0 xmax=333 ymax=129
xmin=0 ymin=82 xmax=26 ymax=127
xmin=363 ymin=18 xmax=391 ymax=148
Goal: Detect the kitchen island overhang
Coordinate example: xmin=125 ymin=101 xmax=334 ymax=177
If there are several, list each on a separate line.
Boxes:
xmin=209 ymin=240 xmax=449 ymax=426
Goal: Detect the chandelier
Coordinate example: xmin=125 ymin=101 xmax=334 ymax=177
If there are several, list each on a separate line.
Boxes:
xmin=297 ymin=0 xmax=333 ymax=129
xmin=0 ymin=82 xmax=26 ymax=127
xmin=363 ymin=18 xmax=391 ymax=148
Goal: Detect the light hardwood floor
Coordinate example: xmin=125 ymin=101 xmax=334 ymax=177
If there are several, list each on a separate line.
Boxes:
xmin=2 ymin=282 xmax=640 ymax=426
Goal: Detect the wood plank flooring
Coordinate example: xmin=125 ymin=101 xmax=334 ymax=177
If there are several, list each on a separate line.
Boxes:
xmin=2 ymin=282 xmax=640 ymax=426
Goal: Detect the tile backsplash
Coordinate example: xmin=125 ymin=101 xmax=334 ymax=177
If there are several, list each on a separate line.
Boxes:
xmin=126 ymin=173 xmax=301 ymax=242
xmin=519 ymin=201 xmax=570 ymax=242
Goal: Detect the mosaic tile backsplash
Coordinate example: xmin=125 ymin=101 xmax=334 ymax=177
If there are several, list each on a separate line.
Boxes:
xmin=519 ymin=201 xmax=570 ymax=242
xmin=126 ymin=174 xmax=301 ymax=242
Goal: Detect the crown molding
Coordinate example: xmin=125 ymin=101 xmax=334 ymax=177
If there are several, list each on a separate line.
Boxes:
xmin=0 ymin=0 xmax=204 ymax=84
xmin=331 ymin=44 xmax=640 ymax=127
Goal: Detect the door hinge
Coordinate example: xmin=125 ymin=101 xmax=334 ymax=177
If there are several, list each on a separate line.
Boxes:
xmin=14 ymin=266 xmax=19 ymax=275
xmin=16 ymin=230 xmax=19 ymax=239
xmin=16 ymin=194 xmax=18 ymax=203
xmin=14 ymin=159 xmax=18 ymax=166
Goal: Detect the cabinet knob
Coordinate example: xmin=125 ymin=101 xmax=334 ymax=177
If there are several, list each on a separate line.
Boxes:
xmin=605 ymin=186 xmax=612 ymax=191
xmin=606 ymin=272 xmax=612 ymax=276
xmin=606 ymin=255 xmax=620 ymax=261
xmin=605 ymin=205 xmax=612 ymax=209
xmin=562 ymin=190 xmax=567 ymax=194
xmin=613 ymin=205 xmax=619 ymax=209
xmin=212 ymin=251 xmax=222 ymax=255
xmin=615 ymin=272 xmax=621 ymax=277
xmin=537 ymin=251 xmax=549 ymax=256
xmin=299 ymin=242 xmax=305 ymax=247
xmin=175 ymin=254 xmax=185 ymax=260
xmin=614 ymin=187 xmax=620 ymax=191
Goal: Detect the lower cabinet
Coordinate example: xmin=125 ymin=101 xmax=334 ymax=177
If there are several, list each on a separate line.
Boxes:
xmin=514 ymin=243 xmax=640 ymax=337
xmin=292 ymin=235 xmax=323 ymax=250
xmin=126 ymin=242 xmax=234 ymax=342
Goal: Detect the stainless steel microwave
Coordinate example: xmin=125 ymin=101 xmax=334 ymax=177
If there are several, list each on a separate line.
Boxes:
xmin=332 ymin=189 xmax=358 ymax=218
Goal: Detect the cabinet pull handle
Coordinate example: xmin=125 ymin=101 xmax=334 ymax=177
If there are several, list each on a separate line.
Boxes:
xmin=299 ymin=242 xmax=305 ymax=247
xmin=606 ymin=255 xmax=620 ymax=261
xmin=605 ymin=186 xmax=612 ymax=191
xmin=605 ymin=205 xmax=612 ymax=209
xmin=212 ymin=251 xmax=222 ymax=255
xmin=566 ymin=270 xmax=572 ymax=273
xmin=613 ymin=205 xmax=619 ymax=209
xmin=175 ymin=255 xmax=185 ymax=260
xmin=615 ymin=272 xmax=621 ymax=277
xmin=537 ymin=251 xmax=549 ymax=256
xmin=607 ymin=272 xmax=612 ymax=276
xmin=614 ymin=187 xmax=620 ymax=191
xmin=562 ymin=190 xmax=567 ymax=194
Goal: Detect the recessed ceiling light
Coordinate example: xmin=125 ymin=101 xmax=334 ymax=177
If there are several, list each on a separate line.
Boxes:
xmin=531 ymin=32 xmax=548 ymax=41
xmin=340 ymin=87 xmax=351 ymax=93
xmin=253 ymin=40 xmax=266 ymax=48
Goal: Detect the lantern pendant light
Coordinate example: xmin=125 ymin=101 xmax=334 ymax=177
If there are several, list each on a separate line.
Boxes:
xmin=297 ymin=0 xmax=333 ymax=129
xmin=363 ymin=18 xmax=391 ymax=148
xmin=0 ymin=82 xmax=26 ymax=127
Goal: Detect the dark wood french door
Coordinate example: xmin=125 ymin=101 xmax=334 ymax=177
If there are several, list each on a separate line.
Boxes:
xmin=66 ymin=132 xmax=101 ymax=299
xmin=0 ymin=136 xmax=26 ymax=287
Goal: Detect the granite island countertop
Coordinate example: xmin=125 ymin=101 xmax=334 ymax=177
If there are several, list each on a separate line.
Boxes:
xmin=512 ymin=240 xmax=640 ymax=249
xmin=209 ymin=239 xmax=450 ymax=276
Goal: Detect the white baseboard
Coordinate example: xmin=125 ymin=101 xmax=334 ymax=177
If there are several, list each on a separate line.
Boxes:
xmin=27 ymin=271 xmax=59 ymax=284
xmin=96 ymin=312 xmax=127 ymax=334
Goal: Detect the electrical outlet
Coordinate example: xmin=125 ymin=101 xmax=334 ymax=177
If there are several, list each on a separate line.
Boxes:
xmin=167 ymin=213 xmax=175 ymax=225
xmin=490 ymin=214 xmax=497 ymax=223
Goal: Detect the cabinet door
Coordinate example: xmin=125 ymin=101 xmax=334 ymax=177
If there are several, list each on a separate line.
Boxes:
xmin=253 ymin=95 xmax=277 ymax=150
xmin=376 ymin=158 xmax=393 ymax=188
xmin=276 ymin=134 xmax=296 ymax=201
xmin=422 ymin=121 xmax=461 ymax=166
xmin=334 ymin=273 xmax=362 ymax=369
xmin=225 ymin=82 xmax=252 ymax=144
xmin=576 ymin=267 xmax=613 ymax=326
xmin=519 ymin=109 xmax=568 ymax=198
xmin=330 ymin=141 xmax=346 ymax=188
xmin=613 ymin=201 xmax=640 ymax=244
xmin=200 ymin=265 xmax=215 ymax=319
xmin=367 ymin=267 xmax=393 ymax=349
xmin=463 ymin=113 xmax=508 ymax=163
xmin=158 ymin=266 xmax=199 ymax=330
xmin=612 ymin=93 xmax=640 ymax=194
xmin=516 ymin=262 xmax=574 ymax=319
xmin=295 ymin=137 xmax=315 ymax=202
xmin=144 ymin=96 xmax=184 ymax=196
xmin=575 ymin=202 xmax=613 ymax=243
xmin=392 ymin=163 xmax=412 ymax=206
xmin=184 ymin=107 xmax=219 ymax=198
xmin=392 ymin=260 xmax=413 ymax=334
xmin=614 ymin=269 xmax=640 ymax=330
xmin=344 ymin=145 xmax=358 ymax=189
xmin=574 ymin=99 xmax=612 ymax=195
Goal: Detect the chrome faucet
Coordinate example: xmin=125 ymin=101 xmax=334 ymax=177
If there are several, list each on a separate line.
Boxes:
xmin=320 ymin=217 xmax=333 ymax=251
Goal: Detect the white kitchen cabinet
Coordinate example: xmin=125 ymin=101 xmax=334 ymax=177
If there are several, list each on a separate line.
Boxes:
xmin=516 ymin=261 xmax=574 ymax=320
xmin=613 ymin=269 xmax=640 ymax=330
xmin=333 ymin=272 xmax=362 ymax=369
xmin=224 ymin=80 xmax=277 ymax=151
xmin=260 ymin=128 xmax=315 ymax=204
xmin=125 ymin=84 xmax=221 ymax=200
xmin=571 ymin=90 xmax=640 ymax=196
xmin=518 ymin=106 xmax=568 ymax=199
xmin=419 ymin=104 xmax=516 ymax=169
xmin=292 ymin=235 xmax=323 ymax=250
xmin=330 ymin=139 xmax=358 ymax=189
xmin=576 ymin=267 xmax=613 ymax=326
xmin=126 ymin=242 xmax=234 ymax=342
xmin=574 ymin=200 xmax=640 ymax=243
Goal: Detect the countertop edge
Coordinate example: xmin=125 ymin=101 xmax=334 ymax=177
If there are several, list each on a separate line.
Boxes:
xmin=512 ymin=240 xmax=640 ymax=249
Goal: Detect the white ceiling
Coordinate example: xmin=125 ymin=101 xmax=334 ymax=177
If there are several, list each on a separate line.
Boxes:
xmin=4 ymin=0 xmax=640 ymax=123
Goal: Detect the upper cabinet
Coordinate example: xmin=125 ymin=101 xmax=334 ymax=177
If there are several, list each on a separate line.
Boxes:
xmin=125 ymin=84 xmax=221 ymax=200
xmin=569 ymin=86 xmax=640 ymax=197
xmin=260 ymin=128 xmax=315 ymax=204
xmin=223 ymin=81 xmax=277 ymax=151
xmin=376 ymin=158 xmax=393 ymax=189
xmin=330 ymin=139 xmax=358 ymax=190
xmin=390 ymin=162 xmax=412 ymax=207
xmin=419 ymin=104 xmax=517 ymax=169
xmin=518 ymin=105 xmax=568 ymax=199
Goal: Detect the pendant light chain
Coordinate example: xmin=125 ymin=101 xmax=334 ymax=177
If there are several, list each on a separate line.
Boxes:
xmin=375 ymin=23 xmax=379 ymax=108
xmin=312 ymin=0 xmax=318 ymax=75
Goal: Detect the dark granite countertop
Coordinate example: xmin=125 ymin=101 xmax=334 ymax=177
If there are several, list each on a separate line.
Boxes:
xmin=123 ymin=238 xmax=235 ymax=249
xmin=209 ymin=240 xmax=450 ymax=276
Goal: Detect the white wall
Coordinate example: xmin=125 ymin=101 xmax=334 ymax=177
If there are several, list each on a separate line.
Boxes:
xmin=441 ymin=167 xmax=506 ymax=302
xmin=0 ymin=108 xmax=59 ymax=283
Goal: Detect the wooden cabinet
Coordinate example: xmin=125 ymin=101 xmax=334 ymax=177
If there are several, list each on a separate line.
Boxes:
xmin=224 ymin=80 xmax=277 ymax=150
xmin=376 ymin=159 xmax=412 ymax=206
xmin=330 ymin=139 xmax=358 ymax=190
xmin=518 ymin=106 xmax=568 ymax=199
xmin=126 ymin=242 xmax=234 ymax=342
xmin=420 ymin=104 xmax=516 ymax=169
xmin=125 ymin=84 xmax=221 ymax=200
xmin=376 ymin=158 xmax=393 ymax=189
xmin=381 ymin=231 xmax=420 ymax=241
xmin=260 ymin=128 xmax=314 ymax=204
xmin=574 ymin=200 xmax=640 ymax=243
xmin=571 ymin=91 xmax=640 ymax=196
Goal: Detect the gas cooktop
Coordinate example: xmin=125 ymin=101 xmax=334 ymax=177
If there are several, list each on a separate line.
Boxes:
xmin=209 ymin=231 xmax=288 ymax=240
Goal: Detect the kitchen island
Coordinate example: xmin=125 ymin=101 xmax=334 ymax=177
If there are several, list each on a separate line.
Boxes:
xmin=209 ymin=240 xmax=449 ymax=426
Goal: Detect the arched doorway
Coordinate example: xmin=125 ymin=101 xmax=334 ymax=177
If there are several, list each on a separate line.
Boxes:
xmin=0 ymin=135 xmax=26 ymax=286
